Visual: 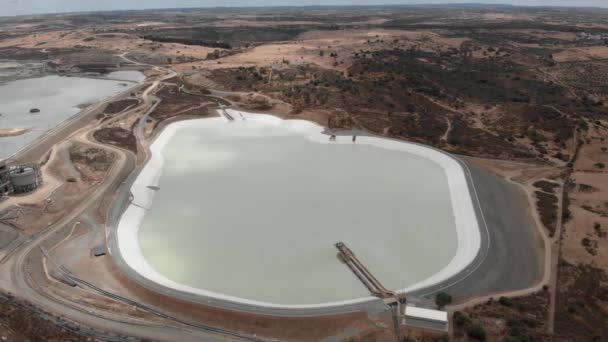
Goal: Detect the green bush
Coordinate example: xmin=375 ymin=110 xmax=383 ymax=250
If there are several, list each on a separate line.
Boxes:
xmin=435 ymin=292 xmax=453 ymax=309
xmin=499 ymin=296 xmax=514 ymax=307
xmin=453 ymin=311 xmax=470 ymax=327
xmin=467 ymin=324 xmax=486 ymax=341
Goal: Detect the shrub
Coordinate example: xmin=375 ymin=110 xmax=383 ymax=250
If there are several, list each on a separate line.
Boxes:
xmin=523 ymin=317 xmax=539 ymax=328
xmin=435 ymin=292 xmax=453 ymax=309
xmin=453 ymin=311 xmax=470 ymax=327
xmin=499 ymin=296 xmax=513 ymax=307
xmin=66 ymin=177 xmax=77 ymax=183
xmin=467 ymin=324 xmax=486 ymax=341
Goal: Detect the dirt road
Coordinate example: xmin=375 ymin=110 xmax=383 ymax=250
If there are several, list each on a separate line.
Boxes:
xmin=0 ymin=60 xmax=255 ymax=341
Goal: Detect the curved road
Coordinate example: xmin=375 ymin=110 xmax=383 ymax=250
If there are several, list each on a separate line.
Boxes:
xmin=1 ymin=65 xmax=256 ymax=341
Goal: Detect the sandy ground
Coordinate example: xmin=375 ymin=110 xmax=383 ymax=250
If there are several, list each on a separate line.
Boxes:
xmin=0 ymin=128 xmax=28 ymax=137
xmin=562 ymin=171 xmax=608 ymax=269
xmin=573 ymin=123 xmax=608 ymax=172
xmin=173 ymin=29 xmax=467 ymax=73
xmin=562 ymin=121 xmax=608 ymax=268
xmin=0 ymin=30 xmax=217 ymax=64
xmin=553 ymin=46 xmax=608 ymax=62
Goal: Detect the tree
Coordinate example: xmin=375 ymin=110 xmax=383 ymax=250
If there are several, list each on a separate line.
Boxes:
xmin=435 ymin=292 xmax=453 ymax=309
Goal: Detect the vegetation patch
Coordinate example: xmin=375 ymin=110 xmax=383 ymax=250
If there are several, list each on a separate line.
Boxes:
xmin=93 ymin=127 xmax=137 ymax=153
xmin=0 ymin=291 xmax=95 ymax=341
xmin=453 ymin=291 xmax=550 ymax=342
xmin=150 ymin=84 xmax=218 ymax=129
xmin=138 ymin=26 xmax=309 ymax=48
xmin=533 ymin=180 xmax=560 ymax=194
xmin=535 ymin=191 xmax=559 ymax=236
xmin=103 ymin=99 xmax=139 ymax=115
xmin=554 ymin=261 xmax=608 ymax=341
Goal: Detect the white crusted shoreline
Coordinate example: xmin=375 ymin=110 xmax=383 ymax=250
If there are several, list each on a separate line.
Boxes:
xmin=115 ymin=109 xmax=481 ymax=310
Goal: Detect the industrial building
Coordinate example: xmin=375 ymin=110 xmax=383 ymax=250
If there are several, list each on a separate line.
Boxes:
xmin=0 ymin=159 xmax=42 ymax=198
xmin=404 ymin=306 xmax=449 ymax=332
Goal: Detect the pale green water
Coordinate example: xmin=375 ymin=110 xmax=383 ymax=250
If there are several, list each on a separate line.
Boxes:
xmin=138 ymin=119 xmax=458 ymax=305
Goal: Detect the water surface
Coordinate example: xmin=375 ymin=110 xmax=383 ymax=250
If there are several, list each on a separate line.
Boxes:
xmin=0 ymin=75 xmax=137 ymax=159
xmin=137 ymin=119 xmax=458 ymax=305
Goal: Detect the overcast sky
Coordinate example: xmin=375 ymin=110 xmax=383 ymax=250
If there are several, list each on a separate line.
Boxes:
xmin=2 ymin=0 xmax=607 ymax=16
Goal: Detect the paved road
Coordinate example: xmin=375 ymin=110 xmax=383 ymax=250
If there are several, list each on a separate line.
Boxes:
xmin=409 ymin=161 xmax=542 ymax=301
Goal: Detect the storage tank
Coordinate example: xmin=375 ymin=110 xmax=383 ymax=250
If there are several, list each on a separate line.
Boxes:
xmin=9 ymin=167 xmax=39 ymax=193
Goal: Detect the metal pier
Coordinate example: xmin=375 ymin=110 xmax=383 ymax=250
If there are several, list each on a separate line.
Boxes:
xmin=219 ymin=105 xmax=235 ymax=121
xmin=334 ymin=242 xmax=395 ymax=298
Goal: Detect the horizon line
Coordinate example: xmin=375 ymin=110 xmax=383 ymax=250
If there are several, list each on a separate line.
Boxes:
xmin=3 ymin=2 xmax=608 ymax=19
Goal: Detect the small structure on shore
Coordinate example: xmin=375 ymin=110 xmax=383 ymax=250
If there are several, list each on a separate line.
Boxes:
xmin=91 ymin=245 xmax=107 ymax=258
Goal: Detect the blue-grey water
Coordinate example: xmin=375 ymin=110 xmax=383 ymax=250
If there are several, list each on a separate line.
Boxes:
xmin=0 ymin=75 xmax=140 ymax=159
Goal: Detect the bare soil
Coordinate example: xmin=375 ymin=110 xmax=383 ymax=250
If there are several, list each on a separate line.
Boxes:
xmin=69 ymin=144 xmax=116 ymax=183
xmin=92 ymin=127 xmax=137 ymax=154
